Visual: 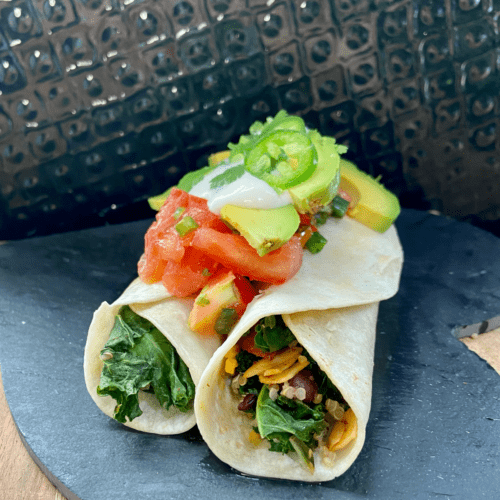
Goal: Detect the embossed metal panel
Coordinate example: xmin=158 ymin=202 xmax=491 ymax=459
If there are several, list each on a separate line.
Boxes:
xmin=0 ymin=0 xmax=499 ymax=238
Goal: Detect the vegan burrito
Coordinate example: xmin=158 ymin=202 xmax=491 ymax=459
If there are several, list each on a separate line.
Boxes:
xmin=84 ymin=109 xmax=403 ymax=451
xmin=195 ymin=302 xmax=382 ymax=481
xmin=84 ymin=278 xmax=221 ymax=434
xmin=84 ymin=200 xmax=402 ymax=438
xmin=188 ymin=173 xmax=403 ymax=479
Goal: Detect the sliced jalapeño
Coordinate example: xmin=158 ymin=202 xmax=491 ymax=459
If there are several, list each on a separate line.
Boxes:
xmin=245 ymin=130 xmax=317 ymax=190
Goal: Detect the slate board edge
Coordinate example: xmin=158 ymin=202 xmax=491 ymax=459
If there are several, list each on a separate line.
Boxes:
xmin=14 ymin=420 xmax=79 ymax=500
xmin=2 ymin=209 xmax=500 ymax=500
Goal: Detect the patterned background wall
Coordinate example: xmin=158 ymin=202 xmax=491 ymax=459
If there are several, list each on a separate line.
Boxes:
xmin=0 ymin=0 xmax=499 ymax=238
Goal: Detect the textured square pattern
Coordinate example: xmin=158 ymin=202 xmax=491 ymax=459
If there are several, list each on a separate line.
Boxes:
xmin=0 ymin=0 xmax=499 ymax=237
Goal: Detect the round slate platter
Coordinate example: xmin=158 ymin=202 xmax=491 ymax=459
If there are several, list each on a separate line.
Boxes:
xmin=1 ymin=209 xmax=500 ymax=500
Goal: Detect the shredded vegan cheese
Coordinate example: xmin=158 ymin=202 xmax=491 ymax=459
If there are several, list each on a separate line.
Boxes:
xmin=243 ymin=347 xmax=302 ymax=379
xmin=327 ymin=408 xmax=357 ymax=451
xmin=259 ymin=354 xmax=310 ymax=384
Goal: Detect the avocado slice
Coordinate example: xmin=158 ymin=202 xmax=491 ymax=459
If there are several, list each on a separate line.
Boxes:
xmin=339 ymin=159 xmax=400 ymax=233
xmin=188 ymin=271 xmax=241 ymax=337
xmin=208 ymin=150 xmax=230 ymax=167
xmin=220 ymin=204 xmax=300 ymax=256
xmin=287 ymin=130 xmax=342 ymax=214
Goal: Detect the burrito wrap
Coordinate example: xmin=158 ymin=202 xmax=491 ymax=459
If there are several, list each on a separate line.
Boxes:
xmin=195 ymin=303 xmax=378 ymax=481
xmin=194 ymin=217 xmax=403 ymax=480
xmin=84 ymin=278 xmax=221 ymax=434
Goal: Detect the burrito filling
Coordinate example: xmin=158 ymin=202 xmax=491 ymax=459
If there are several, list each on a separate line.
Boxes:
xmin=224 ymin=315 xmax=357 ymax=473
xmin=97 ymin=305 xmax=195 ymax=423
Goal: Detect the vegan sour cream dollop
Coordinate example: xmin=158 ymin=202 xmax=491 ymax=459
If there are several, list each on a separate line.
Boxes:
xmin=189 ymin=161 xmax=293 ymax=214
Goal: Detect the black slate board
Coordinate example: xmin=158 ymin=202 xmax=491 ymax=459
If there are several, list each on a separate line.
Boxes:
xmin=1 ymin=209 xmax=500 ymax=500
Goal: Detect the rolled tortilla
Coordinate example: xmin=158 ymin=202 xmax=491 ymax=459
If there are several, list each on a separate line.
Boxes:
xmin=194 ymin=218 xmax=403 ymax=480
xmin=85 ymin=215 xmax=402 ymax=440
xmin=195 ymin=302 xmax=379 ymax=481
xmin=84 ymin=278 xmax=221 ymax=435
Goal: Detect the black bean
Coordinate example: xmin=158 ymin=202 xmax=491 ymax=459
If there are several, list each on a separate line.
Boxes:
xmin=288 ymin=369 xmax=318 ymax=403
xmin=238 ymin=393 xmax=257 ymax=412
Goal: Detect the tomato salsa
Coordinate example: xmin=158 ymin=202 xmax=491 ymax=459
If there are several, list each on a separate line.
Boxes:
xmin=137 ymin=111 xmax=400 ymax=337
xmin=138 ymin=187 xmax=305 ymax=299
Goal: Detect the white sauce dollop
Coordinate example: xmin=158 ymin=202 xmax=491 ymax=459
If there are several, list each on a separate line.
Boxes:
xmin=188 ymin=161 xmax=293 ymax=214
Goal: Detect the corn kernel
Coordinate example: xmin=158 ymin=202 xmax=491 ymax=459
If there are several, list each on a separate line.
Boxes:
xmin=249 ymin=430 xmax=262 ymax=446
xmin=225 ymin=357 xmax=238 ymax=375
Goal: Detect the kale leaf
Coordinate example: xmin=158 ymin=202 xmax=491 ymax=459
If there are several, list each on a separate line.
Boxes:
xmin=235 ymin=350 xmax=259 ymax=374
xmin=253 ymin=315 xmax=295 ymax=353
xmin=97 ymin=306 xmax=195 ymax=423
xmin=255 ymin=386 xmax=327 ymax=454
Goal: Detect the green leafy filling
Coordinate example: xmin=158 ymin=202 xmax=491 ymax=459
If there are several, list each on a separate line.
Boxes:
xmin=233 ymin=319 xmax=351 ymax=471
xmin=235 ymin=350 xmax=260 ymax=374
xmin=256 ymin=386 xmax=327 ymax=455
xmin=97 ymin=306 xmax=195 ymax=423
xmin=253 ymin=315 xmax=295 ymax=353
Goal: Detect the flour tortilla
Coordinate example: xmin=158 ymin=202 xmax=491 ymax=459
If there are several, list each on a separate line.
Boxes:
xmin=195 ymin=301 xmax=379 ymax=481
xmin=83 ymin=278 xmax=221 ymax=434
xmin=194 ymin=218 xmax=403 ymax=481
xmin=85 ymin=215 xmax=402 ymax=442
xmin=121 ymin=216 xmax=403 ymax=312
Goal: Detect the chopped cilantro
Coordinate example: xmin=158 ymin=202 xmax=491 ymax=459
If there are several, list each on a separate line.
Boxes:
xmin=209 ymin=164 xmax=246 ymax=189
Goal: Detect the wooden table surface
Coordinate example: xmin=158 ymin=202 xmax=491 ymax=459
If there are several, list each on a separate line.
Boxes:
xmin=0 ymin=366 xmax=67 ymax=500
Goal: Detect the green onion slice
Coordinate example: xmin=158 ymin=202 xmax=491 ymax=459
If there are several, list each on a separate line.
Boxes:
xmin=173 ymin=207 xmax=186 ymax=220
xmin=305 ymin=231 xmax=328 ymax=254
xmin=175 ymin=216 xmax=199 ymax=237
xmin=330 ymin=195 xmax=350 ymax=218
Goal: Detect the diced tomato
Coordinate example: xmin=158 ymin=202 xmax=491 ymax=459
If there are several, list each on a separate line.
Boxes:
xmin=155 ymin=228 xmax=185 ymax=263
xmin=139 ymin=188 xmax=303 ymax=296
xmin=161 ymin=260 xmax=208 ymax=297
xmin=299 ymin=213 xmax=312 ymax=226
xmin=208 ymin=217 xmax=234 ymax=234
xmin=161 ymin=247 xmax=220 ymax=297
xmin=298 ymin=224 xmax=318 ymax=248
xmin=138 ymin=251 xmax=167 ymax=284
xmin=233 ymin=274 xmax=257 ymax=308
xmin=153 ymin=188 xmax=190 ymax=231
xmin=139 ymin=188 xmax=227 ymax=288
xmin=148 ymin=187 xmax=221 ymax=245
xmin=191 ymin=228 xmax=303 ymax=285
